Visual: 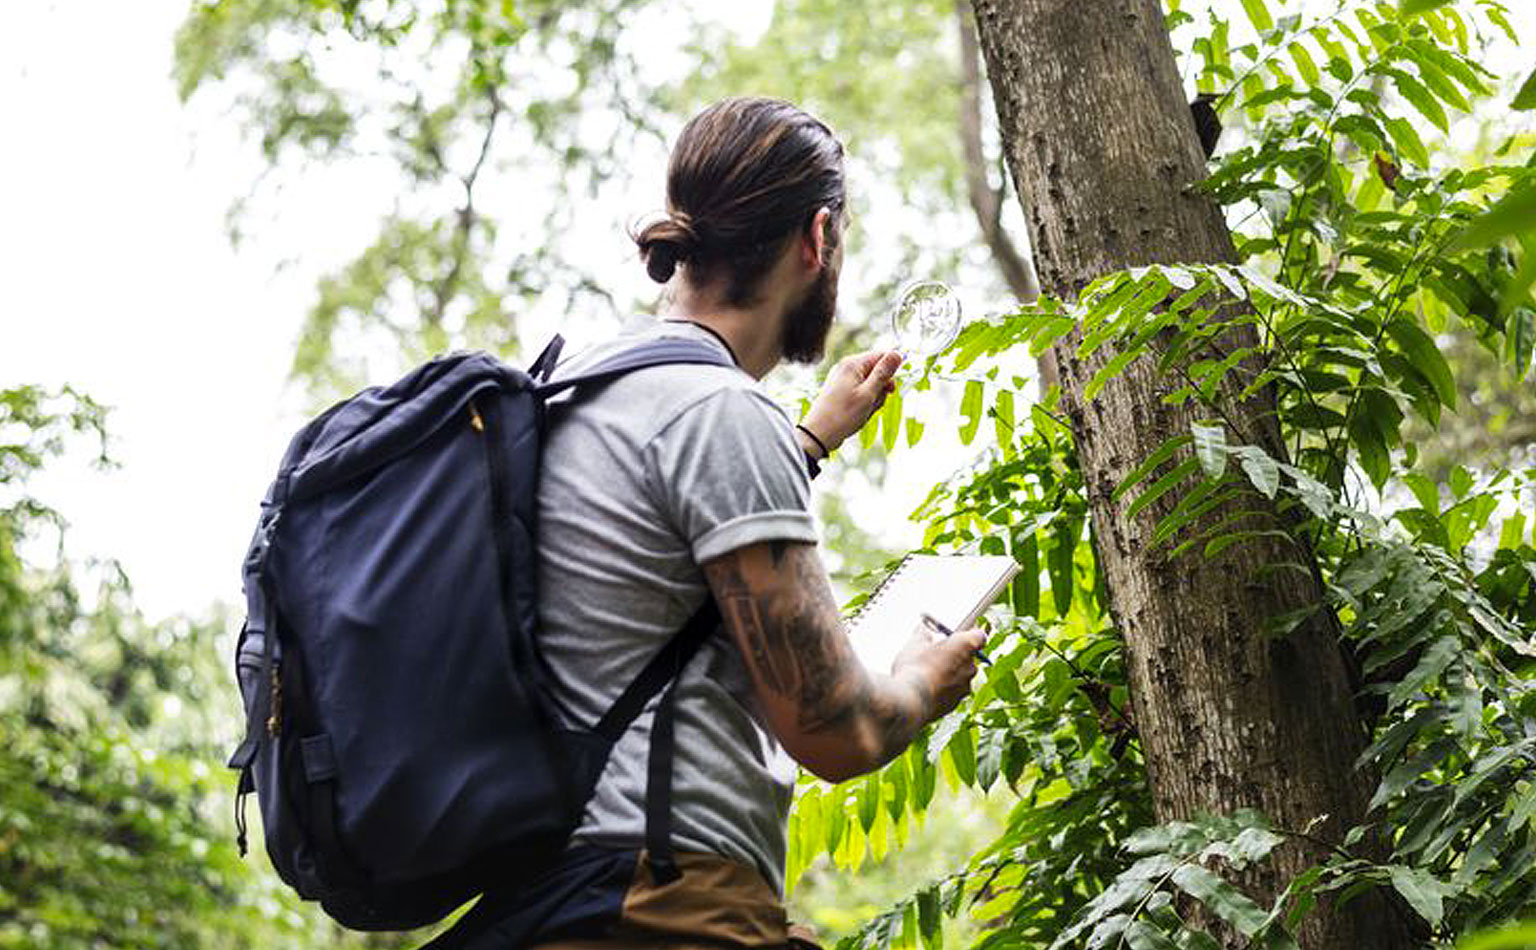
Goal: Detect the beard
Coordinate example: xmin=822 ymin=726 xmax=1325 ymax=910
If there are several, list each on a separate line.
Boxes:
xmin=780 ymin=265 xmax=839 ymax=365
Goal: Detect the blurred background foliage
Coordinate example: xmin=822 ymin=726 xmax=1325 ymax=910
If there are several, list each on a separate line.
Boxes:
xmin=3 ymin=0 xmax=1533 ymax=946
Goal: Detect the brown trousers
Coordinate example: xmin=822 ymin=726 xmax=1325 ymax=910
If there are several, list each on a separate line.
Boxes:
xmin=527 ymin=851 xmax=820 ymax=950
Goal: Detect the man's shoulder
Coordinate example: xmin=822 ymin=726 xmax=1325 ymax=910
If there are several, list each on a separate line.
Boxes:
xmin=553 ymin=322 xmax=778 ymax=436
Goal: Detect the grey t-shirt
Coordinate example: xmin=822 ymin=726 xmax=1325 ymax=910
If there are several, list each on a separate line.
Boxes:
xmin=535 ymin=320 xmax=817 ymax=893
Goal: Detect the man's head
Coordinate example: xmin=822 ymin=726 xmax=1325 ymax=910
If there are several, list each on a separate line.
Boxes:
xmin=636 ymin=97 xmax=847 ymax=364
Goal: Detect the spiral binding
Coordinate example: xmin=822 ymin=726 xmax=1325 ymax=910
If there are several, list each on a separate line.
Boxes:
xmin=847 ymin=555 xmax=915 ymax=626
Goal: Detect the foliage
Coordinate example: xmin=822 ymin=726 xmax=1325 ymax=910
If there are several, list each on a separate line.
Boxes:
xmin=668 ymin=0 xmax=965 ymax=207
xmin=174 ymin=0 xmax=675 ymax=403
xmin=0 ymin=388 xmax=419 ymax=948
xmin=176 ymin=0 xmax=1043 ymax=410
xmin=792 ymin=1 xmax=1536 ymax=947
xmin=23 ymin=0 xmax=1518 ymax=946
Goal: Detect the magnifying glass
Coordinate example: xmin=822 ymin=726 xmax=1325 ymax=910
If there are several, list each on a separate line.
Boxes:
xmin=889 ymin=279 xmax=963 ymax=363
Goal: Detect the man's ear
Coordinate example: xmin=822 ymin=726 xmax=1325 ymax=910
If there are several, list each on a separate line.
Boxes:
xmin=802 ymin=206 xmax=833 ymax=271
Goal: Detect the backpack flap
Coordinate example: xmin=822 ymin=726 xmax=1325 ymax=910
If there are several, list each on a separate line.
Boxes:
xmin=288 ymin=352 xmax=529 ymax=503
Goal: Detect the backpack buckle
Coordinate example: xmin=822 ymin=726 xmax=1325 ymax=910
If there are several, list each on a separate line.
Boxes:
xmin=245 ymin=510 xmax=283 ymax=573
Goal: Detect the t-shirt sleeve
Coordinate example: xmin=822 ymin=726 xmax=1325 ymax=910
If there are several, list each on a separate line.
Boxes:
xmin=644 ymin=385 xmax=818 ymax=563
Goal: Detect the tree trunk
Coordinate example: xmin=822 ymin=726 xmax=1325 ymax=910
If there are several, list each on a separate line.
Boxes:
xmin=967 ymin=1 xmax=1414 ymax=947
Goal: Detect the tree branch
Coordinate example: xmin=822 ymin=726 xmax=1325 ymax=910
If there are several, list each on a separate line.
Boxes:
xmin=956 ymin=0 xmax=1039 ymax=304
xmin=425 ymin=86 xmax=503 ymax=330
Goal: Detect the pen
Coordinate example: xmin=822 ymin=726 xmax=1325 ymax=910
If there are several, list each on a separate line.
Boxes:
xmin=921 ymin=612 xmax=991 ymax=665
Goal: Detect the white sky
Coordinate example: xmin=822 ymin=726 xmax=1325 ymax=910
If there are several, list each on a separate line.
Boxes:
xmin=1 ymin=1 xmax=1530 ymax=624
xmin=2 ymin=2 xmax=324 ymax=622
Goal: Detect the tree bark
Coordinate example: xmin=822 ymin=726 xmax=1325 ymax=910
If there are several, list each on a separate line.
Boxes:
xmin=966 ymin=1 xmax=1414 ymax=947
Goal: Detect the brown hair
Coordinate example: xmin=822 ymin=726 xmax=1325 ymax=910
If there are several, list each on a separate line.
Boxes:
xmin=635 ymin=97 xmax=846 ymax=306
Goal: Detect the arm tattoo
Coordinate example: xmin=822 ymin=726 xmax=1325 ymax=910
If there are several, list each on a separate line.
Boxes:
xmin=708 ymin=547 xmax=932 ymax=766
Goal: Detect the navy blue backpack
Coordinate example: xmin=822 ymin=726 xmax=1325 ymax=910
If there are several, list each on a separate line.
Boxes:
xmin=226 ymin=336 xmax=733 ymax=931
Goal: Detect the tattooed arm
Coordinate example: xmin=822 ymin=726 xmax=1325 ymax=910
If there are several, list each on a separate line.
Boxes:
xmin=703 ymin=540 xmax=984 ymax=783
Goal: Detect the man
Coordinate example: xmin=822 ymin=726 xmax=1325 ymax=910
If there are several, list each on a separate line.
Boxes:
xmin=451 ymin=97 xmax=984 ymax=949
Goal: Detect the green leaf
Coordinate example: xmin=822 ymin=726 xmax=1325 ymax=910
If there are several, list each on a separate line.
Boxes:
xmin=1048 ymin=518 xmax=1078 ymax=616
xmin=1171 ymin=865 xmax=1269 ymax=936
xmin=1357 ymin=165 xmax=1387 ymax=211
xmin=916 ymin=885 xmax=942 ymax=950
xmin=1501 ymin=255 xmax=1536 ymax=320
xmin=1399 ymin=0 xmax=1453 ymax=15
xmin=1387 ymin=864 xmax=1448 ymax=926
xmin=1126 ymin=457 xmax=1201 ymax=522
xmin=1114 ymin=435 xmax=1194 ymax=502
xmin=1507 ymin=308 xmax=1535 ymax=379
xmin=1450 ymin=465 xmax=1474 ymax=500
xmin=1086 ymin=349 xmax=1139 ymax=400
xmin=976 ymin=726 xmax=1004 ymax=791
xmin=1124 ymin=921 xmax=1180 ymax=950
xmin=825 ymin=789 xmax=847 ymax=856
xmin=1192 ymin=422 xmax=1228 ymax=479
xmin=1402 ymin=471 xmax=1440 ymax=513
xmin=885 ymin=754 xmax=908 ymax=822
xmin=1386 ymin=68 xmax=1449 ymax=131
xmin=881 ymin=391 xmax=904 ymax=454
xmin=1234 ymin=446 xmax=1280 ymax=499
xmin=1287 ymin=41 xmax=1319 ymax=86
xmin=959 ymin=379 xmax=984 ymax=446
xmin=1383 ymin=116 xmax=1430 ymax=168
xmin=946 ymin=726 xmax=977 ymax=786
xmin=1498 ymin=511 xmax=1527 ymax=550
xmin=1176 ymin=932 xmax=1225 ymax=950
xmin=1514 ymin=68 xmax=1536 ymax=111
xmin=1285 ymin=467 xmax=1335 ymax=520
xmin=906 ymin=417 xmax=926 ymax=448
xmin=1240 ymin=0 xmax=1274 ymax=33
xmin=1154 ymin=485 xmax=1243 ymax=547
xmin=1012 ymin=530 xmax=1040 ymax=617
xmin=1350 ymin=407 xmax=1391 ymax=489
xmin=992 ymin=389 xmax=1015 ymax=450
xmin=1402 ymin=45 xmax=1471 ymax=112
xmin=1386 ymin=320 xmax=1457 ymax=410
xmin=1462 ymin=924 xmax=1536 ymax=950
xmin=910 ymin=742 xmax=937 ymax=811
xmin=858 ymin=772 xmax=880 ymax=833
xmin=1453 ymin=184 xmax=1536 ymax=250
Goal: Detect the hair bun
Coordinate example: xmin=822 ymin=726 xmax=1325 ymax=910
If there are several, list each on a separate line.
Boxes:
xmin=636 ymin=212 xmax=700 ymax=284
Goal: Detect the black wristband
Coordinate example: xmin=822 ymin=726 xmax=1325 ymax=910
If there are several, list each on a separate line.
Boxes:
xmin=795 ymin=423 xmax=832 ymax=460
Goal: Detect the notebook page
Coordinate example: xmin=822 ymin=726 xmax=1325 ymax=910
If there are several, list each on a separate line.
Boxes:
xmin=846 ymin=554 xmax=1019 ymax=675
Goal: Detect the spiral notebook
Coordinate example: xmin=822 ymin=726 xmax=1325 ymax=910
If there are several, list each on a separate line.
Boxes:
xmin=847 ymin=554 xmax=1021 ymax=674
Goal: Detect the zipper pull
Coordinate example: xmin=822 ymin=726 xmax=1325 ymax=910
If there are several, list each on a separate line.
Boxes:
xmin=266 ymin=666 xmax=283 ymax=736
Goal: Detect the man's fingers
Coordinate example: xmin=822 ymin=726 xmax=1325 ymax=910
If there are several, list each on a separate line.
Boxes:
xmin=846 ymin=351 xmax=883 ymax=378
xmin=944 ymin=627 xmax=986 ymax=660
xmin=858 ymin=351 xmax=904 ymax=395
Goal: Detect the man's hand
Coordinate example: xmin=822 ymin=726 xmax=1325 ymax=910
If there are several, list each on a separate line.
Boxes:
xmin=798 ymin=350 xmax=903 ymax=457
xmin=891 ymin=622 xmax=985 ymax=721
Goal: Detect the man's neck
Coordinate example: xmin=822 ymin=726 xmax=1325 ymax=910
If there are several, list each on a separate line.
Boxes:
xmin=666 ymin=284 xmax=786 ymax=381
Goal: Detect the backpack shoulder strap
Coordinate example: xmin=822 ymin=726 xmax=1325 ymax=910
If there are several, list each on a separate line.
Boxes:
xmin=590 ymin=598 xmax=720 ymax=745
xmin=594 ymin=597 xmax=720 ymax=887
xmin=533 ymin=338 xmax=735 ymax=401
